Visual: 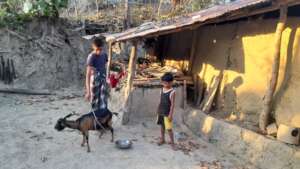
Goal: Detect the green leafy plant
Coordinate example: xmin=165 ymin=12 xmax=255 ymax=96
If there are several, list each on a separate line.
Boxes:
xmin=0 ymin=0 xmax=68 ymax=28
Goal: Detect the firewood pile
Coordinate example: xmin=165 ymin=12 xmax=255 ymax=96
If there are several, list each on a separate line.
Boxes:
xmin=134 ymin=60 xmax=193 ymax=87
xmin=137 ymin=63 xmax=184 ymax=79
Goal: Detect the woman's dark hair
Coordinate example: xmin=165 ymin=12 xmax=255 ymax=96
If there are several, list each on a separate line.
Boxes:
xmin=161 ymin=72 xmax=174 ymax=82
xmin=93 ymin=38 xmax=104 ymax=48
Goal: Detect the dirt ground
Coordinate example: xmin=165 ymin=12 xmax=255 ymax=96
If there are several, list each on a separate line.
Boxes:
xmin=0 ymin=90 xmax=252 ymax=169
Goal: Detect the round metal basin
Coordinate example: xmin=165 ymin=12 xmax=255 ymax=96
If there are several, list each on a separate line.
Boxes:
xmin=115 ymin=139 xmax=132 ymax=149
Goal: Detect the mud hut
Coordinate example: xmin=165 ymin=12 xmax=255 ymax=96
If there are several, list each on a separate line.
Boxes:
xmin=105 ymin=0 xmax=300 ymax=134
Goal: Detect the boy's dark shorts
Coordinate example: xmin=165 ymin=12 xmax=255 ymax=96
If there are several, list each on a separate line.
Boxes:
xmin=157 ymin=115 xmax=165 ymax=128
xmin=156 ymin=115 xmax=172 ymax=130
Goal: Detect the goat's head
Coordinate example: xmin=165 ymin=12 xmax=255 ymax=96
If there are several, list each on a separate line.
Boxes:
xmin=54 ymin=113 xmax=73 ymax=131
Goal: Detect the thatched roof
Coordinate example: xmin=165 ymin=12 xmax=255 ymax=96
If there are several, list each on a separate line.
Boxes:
xmin=106 ymin=0 xmax=300 ymax=43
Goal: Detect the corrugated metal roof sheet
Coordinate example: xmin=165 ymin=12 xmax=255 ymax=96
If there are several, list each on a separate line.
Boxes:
xmin=106 ymin=0 xmax=298 ymax=42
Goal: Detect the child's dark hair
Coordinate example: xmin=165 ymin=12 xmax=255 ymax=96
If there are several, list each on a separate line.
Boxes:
xmin=161 ymin=72 xmax=174 ymax=82
xmin=93 ymin=38 xmax=104 ymax=48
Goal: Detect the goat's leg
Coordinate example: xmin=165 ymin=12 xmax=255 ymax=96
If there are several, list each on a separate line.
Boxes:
xmin=109 ymin=126 xmax=114 ymax=142
xmin=85 ymin=131 xmax=91 ymax=152
xmin=98 ymin=130 xmax=104 ymax=139
xmin=81 ymin=132 xmax=86 ymax=147
xmin=108 ymin=120 xmax=114 ymax=142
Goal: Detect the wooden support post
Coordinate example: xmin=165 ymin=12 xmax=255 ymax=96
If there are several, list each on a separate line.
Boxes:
xmin=182 ymin=80 xmax=187 ymax=109
xmin=106 ymin=42 xmax=113 ymax=78
xmin=259 ymin=5 xmax=287 ymax=133
xmin=122 ymin=41 xmax=138 ymax=124
xmin=125 ymin=41 xmax=138 ymax=99
xmin=188 ymin=30 xmax=198 ymax=74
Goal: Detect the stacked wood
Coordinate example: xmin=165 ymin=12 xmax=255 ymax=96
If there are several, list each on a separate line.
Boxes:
xmin=133 ymin=76 xmax=193 ymax=88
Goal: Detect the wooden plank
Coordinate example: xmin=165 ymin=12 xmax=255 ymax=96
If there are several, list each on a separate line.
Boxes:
xmin=202 ymin=74 xmax=222 ymax=113
xmin=199 ymin=75 xmax=215 ymax=110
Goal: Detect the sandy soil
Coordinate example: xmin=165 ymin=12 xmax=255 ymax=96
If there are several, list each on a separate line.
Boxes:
xmin=0 ymin=90 xmax=252 ymax=169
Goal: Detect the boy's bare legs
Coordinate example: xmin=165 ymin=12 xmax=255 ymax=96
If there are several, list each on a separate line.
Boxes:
xmin=158 ymin=126 xmax=165 ymax=145
xmin=168 ymin=129 xmax=177 ymax=150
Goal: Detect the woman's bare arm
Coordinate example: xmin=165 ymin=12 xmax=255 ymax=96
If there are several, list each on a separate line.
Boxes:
xmin=85 ymin=66 xmax=92 ymax=100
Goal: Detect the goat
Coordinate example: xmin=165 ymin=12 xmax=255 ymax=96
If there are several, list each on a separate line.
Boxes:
xmin=55 ymin=109 xmax=118 ymax=152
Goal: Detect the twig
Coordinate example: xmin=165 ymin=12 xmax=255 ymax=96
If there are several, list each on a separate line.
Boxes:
xmin=0 ymin=88 xmax=52 ymax=95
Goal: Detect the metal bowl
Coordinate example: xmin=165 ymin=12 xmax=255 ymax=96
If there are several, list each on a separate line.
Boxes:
xmin=115 ymin=139 xmax=132 ymax=149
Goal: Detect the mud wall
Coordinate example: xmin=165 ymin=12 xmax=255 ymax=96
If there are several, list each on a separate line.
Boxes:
xmin=126 ymin=86 xmax=184 ymax=123
xmin=162 ymin=17 xmax=300 ymax=127
xmin=0 ymin=19 xmax=90 ymax=90
xmin=184 ymin=109 xmax=300 ymax=169
xmin=191 ymin=17 xmax=300 ymax=127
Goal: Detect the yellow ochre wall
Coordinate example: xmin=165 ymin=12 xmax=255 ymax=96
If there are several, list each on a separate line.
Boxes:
xmin=188 ymin=17 xmax=300 ymax=127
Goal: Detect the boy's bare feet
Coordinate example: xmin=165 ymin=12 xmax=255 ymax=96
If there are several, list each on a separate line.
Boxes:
xmin=170 ymin=143 xmax=178 ymax=151
xmin=157 ymin=139 xmax=165 ymax=146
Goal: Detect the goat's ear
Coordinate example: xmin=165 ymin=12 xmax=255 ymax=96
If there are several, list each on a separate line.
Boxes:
xmin=64 ymin=113 xmax=73 ymax=119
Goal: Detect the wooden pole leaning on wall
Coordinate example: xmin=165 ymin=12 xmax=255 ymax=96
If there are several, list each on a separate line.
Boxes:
xmin=259 ymin=5 xmax=288 ymax=133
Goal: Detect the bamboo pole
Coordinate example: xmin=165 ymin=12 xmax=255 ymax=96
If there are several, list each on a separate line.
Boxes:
xmin=259 ymin=5 xmax=288 ymax=133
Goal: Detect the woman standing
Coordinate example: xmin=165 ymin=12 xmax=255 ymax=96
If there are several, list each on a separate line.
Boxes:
xmin=85 ymin=38 xmax=109 ymax=113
